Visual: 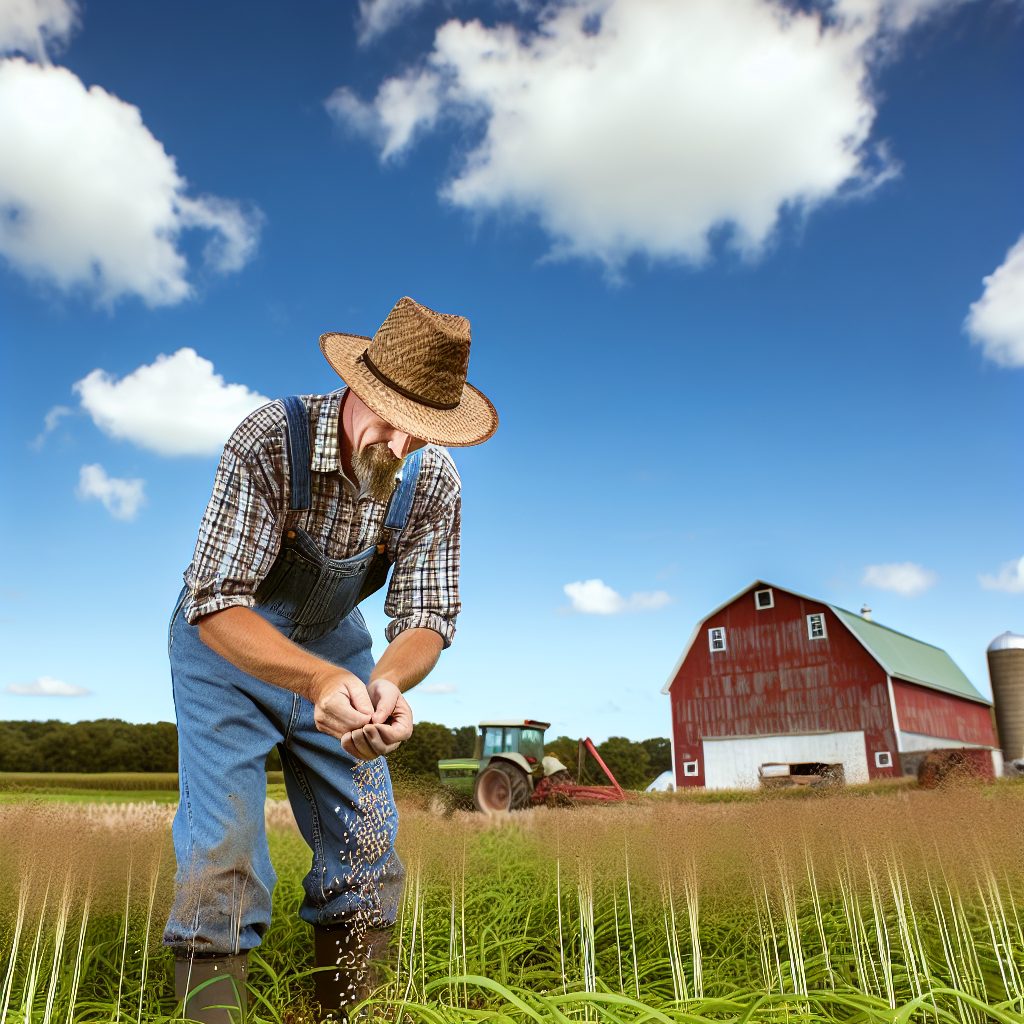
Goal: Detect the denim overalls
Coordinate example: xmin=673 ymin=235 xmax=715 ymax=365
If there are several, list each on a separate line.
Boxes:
xmin=163 ymin=396 xmax=423 ymax=954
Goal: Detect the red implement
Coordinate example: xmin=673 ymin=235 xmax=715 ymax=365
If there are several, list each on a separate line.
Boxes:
xmin=531 ymin=738 xmax=633 ymax=805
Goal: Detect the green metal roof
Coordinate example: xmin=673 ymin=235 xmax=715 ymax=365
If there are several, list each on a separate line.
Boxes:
xmin=830 ymin=606 xmax=990 ymax=705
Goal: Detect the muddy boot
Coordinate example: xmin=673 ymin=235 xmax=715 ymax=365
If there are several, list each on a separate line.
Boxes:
xmin=314 ymin=922 xmax=392 ymax=1022
xmin=174 ymin=952 xmax=248 ymax=1024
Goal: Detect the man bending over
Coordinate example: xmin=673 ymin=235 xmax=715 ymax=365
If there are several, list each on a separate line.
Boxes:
xmin=163 ymin=297 xmax=498 ymax=1021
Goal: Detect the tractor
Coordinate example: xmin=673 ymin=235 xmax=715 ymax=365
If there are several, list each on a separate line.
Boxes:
xmin=437 ymin=719 xmax=631 ymax=812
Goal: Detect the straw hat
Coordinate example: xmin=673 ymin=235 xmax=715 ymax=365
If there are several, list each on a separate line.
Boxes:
xmin=320 ymin=296 xmax=498 ymax=448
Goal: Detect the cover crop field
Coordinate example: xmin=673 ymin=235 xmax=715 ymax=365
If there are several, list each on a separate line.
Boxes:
xmin=0 ymin=782 xmax=1022 ymax=1023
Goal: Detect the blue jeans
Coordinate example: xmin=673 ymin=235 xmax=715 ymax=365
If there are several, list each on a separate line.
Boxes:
xmin=162 ymin=589 xmax=405 ymax=953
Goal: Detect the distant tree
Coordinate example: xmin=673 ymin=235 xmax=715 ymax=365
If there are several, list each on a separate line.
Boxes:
xmin=544 ymin=736 xmax=579 ymax=777
xmin=386 ymin=721 xmax=453 ymax=782
xmin=450 ymin=725 xmax=477 ymax=758
xmin=595 ymin=737 xmax=651 ymax=790
xmin=641 ymin=737 xmax=672 ymax=778
xmin=130 ymin=722 xmax=179 ymax=771
xmin=0 ymin=720 xmax=37 ymax=771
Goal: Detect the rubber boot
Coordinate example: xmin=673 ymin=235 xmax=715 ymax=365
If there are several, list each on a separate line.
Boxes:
xmin=314 ymin=923 xmax=392 ymax=1022
xmin=174 ymin=952 xmax=248 ymax=1024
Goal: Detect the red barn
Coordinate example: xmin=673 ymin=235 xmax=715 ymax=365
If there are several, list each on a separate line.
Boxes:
xmin=662 ymin=581 xmax=999 ymax=789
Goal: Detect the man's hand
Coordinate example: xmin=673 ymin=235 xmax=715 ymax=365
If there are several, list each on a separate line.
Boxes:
xmin=341 ymin=678 xmax=413 ymax=760
xmin=311 ymin=671 xmax=375 ymax=741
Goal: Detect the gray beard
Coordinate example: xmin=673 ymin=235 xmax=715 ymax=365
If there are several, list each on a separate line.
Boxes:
xmin=352 ymin=442 xmax=404 ymax=503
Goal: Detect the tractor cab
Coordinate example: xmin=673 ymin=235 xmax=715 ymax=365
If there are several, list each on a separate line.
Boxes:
xmin=476 ymin=721 xmax=547 ymax=763
xmin=438 ymin=719 xmax=550 ymax=810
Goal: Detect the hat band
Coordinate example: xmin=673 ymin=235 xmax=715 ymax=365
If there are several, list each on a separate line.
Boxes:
xmin=359 ymin=349 xmax=461 ymax=411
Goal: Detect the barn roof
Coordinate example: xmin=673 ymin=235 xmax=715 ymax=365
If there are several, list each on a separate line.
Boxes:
xmin=830 ymin=608 xmax=988 ymax=704
xmin=661 ymin=580 xmax=990 ymax=705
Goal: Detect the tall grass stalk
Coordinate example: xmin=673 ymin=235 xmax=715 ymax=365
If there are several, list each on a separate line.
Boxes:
xmin=114 ymin=858 xmax=131 ymax=1023
xmin=137 ymin=854 xmax=161 ymax=1023
xmin=0 ymin=877 xmax=28 ymax=1023
xmin=622 ymin=842 xmax=639 ymax=1001
xmin=64 ymin=895 xmax=89 ymax=1024
xmin=40 ymin=872 xmax=71 ymax=1024
xmin=864 ymin=851 xmax=895 ymax=1008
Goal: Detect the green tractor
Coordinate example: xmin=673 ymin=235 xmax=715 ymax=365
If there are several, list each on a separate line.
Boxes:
xmin=438 ymin=719 xmax=555 ymax=812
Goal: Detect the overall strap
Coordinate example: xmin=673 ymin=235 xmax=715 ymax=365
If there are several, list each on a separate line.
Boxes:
xmin=384 ymin=448 xmax=424 ymax=532
xmin=280 ymin=396 xmax=311 ymax=511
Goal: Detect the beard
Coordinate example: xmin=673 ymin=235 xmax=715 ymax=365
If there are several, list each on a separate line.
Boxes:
xmin=352 ymin=442 xmax=405 ymax=503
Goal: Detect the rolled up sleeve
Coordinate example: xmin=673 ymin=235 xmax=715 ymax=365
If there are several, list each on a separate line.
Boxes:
xmin=183 ymin=437 xmax=285 ymax=625
xmin=384 ymin=462 xmax=461 ymax=648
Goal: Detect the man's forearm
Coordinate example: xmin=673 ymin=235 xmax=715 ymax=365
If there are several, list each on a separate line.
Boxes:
xmin=197 ymin=606 xmax=347 ymax=700
xmin=198 ymin=609 xmax=443 ymax=696
xmin=370 ymin=627 xmax=444 ymax=692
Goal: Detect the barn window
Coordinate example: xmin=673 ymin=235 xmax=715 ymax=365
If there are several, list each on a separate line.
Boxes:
xmin=754 ymin=588 xmax=774 ymax=610
xmin=708 ymin=627 xmax=727 ymax=652
xmin=682 ymin=760 xmax=699 ymax=776
xmin=875 ymin=751 xmax=893 ymax=768
xmin=807 ymin=613 xmax=827 ymax=640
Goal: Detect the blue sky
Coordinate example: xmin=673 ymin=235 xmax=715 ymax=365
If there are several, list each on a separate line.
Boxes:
xmin=1 ymin=0 xmax=1021 ymax=742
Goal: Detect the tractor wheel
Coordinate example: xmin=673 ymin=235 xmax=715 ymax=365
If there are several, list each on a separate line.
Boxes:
xmin=473 ymin=761 xmax=532 ymax=813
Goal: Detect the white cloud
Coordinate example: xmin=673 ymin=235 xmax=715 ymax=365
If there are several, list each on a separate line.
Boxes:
xmin=73 ymin=348 xmax=270 ymax=457
xmin=965 ymin=235 xmax=1024 ymax=369
xmin=29 ymin=403 xmax=72 ymax=449
xmin=0 ymin=57 xmax=262 ymax=307
xmin=862 ymin=562 xmax=937 ymax=597
xmin=328 ymin=0 xmax=970 ymax=269
xmin=978 ymin=556 xmax=1024 ymax=595
xmin=563 ymin=578 xmax=672 ymax=614
xmin=419 ymin=682 xmax=459 ymax=694
xmin=77 ymin=464 xmax=146 ymax=521
xmin=327 ymin=72 xmax=442 ymax=162
xmin=5 ymin=674 xmax=90 ymax=696
xmin=356 ymin=0 xmax=434 ymax=44
xmin=0 ymin=0 xmax=77 ymax=63
xmin=629 ymin=590 xmax=674 ymax=611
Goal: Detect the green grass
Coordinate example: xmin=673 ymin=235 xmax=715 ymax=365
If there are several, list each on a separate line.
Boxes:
xmin=1 ymin=783 xmax=1022 ymax=1022
xmin=0 ymin=772 xmax=182 ymax=792
xmin=0 ymin=772 xmax=289 ymax=804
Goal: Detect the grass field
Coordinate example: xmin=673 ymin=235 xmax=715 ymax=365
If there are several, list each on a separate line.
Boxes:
xmin=1 ymin=776 xmax=1022 ymax=1023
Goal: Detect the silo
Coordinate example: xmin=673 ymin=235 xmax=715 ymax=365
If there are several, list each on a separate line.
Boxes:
xmin=987 ymin=631 xmax=1024 ymax=763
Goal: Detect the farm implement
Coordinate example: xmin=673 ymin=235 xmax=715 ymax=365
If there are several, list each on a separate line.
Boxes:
xmin=437 ymin=720 xmax=632 ymax=812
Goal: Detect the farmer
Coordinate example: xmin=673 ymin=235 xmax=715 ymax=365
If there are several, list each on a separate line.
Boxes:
xmin=163 ymin=297 xmax=498 ymax=1021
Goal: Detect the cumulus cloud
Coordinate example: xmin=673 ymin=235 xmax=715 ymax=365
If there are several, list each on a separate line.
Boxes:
xmin=418 ymin=682 xmax=459 ymax=694
xmin=5 ymin=674 xmax=90 ymax=696
xmin=563 ymin=578 xmax=672 ymax=614
xmin=0 ymin=0 xmax=78 ymax=63
xmin=0 ymin=58 xmax=262 ymax=306
xmin=862 ymin=562 xmax=937 ymax=597
xmin=73 ymin=348 xmax=270 ymax=457
xmin=978 ymin=556 xmax=1024 ymax=595
xmin=77 ymin=464 xmax=146 ymax=521
xmin=327 ymin=0 xmax=975 ymax=269
xmin=965 ymin=235 xmax=1024 ymax=369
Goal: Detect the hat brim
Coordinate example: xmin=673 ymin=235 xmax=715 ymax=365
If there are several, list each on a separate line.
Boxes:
xmin=320 ymin=332 xmax=499 ymax=448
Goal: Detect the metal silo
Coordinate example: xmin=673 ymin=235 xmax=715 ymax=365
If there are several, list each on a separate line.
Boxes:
xmin=987 ymin=631 xmax=1024 ymax=764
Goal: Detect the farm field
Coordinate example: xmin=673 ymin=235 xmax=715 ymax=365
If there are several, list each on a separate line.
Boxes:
xmin=1 ymin=780 xmax=1022 ymax=1023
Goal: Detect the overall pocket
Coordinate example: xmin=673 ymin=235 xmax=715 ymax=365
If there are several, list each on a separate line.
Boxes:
xmin=167 ymin=586 xmax=189 ymax=656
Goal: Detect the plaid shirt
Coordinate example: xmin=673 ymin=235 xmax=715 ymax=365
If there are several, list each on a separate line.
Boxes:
xmin=182 ymin=390 xmax=461 ymax=647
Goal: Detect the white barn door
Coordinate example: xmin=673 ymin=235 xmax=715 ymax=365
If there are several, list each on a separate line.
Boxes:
xmin=701 ymin=731 xmax=870 ymax=790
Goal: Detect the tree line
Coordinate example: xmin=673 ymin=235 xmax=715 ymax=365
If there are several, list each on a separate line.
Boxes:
xmin=1 ymin=719 xmax=672 ymax=789
xmin=0 ymin=719 xmax=179 ymax=773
